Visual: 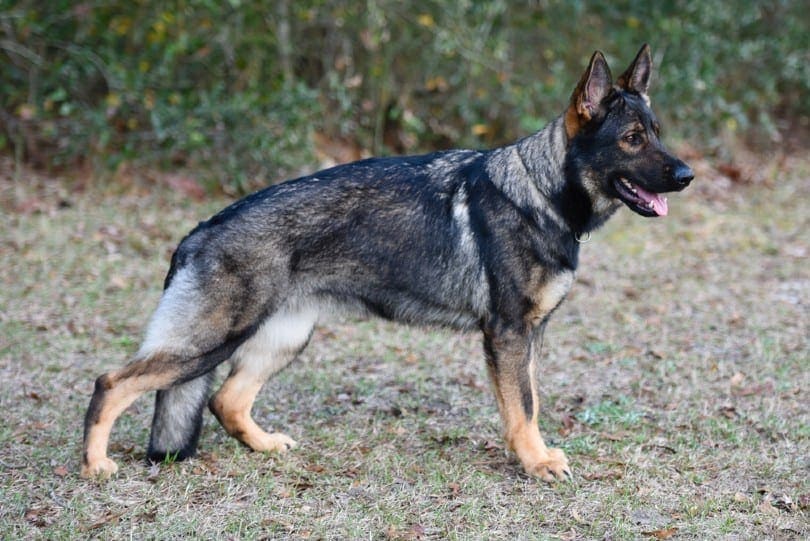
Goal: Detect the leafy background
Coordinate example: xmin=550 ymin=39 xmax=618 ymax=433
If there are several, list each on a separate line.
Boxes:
xmin=1 ymin=0 xmax=808 ymax=190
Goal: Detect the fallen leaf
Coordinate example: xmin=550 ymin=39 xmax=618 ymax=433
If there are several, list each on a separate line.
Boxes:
xmin=729 ymin=372 xmax=745 ymax=387
xmin=583 ymin=469 xmax=624 ymax=481
xmin=291 ymin=478 xmax=313 ymax=492
xmin=482 ymin=440 xmax=502 ymax=455
xmin=453 ymin=374 xmax=485 ymax=390
xmin=733 ymin=381 xmax=774 ymax=397
xmin=646 ymin=348 xmax=665 ymax=359
xmin=717 ymin=163 xmax=744 ymax=182
xmin=109 ymin=442 xmax=135 ymax=455
xmin=192 ymin=458 xmax=218 ymax=475
xmin=53 ymin=465 xmax=69 ymax=477
xmin=83 ymin=511 xmax=123 ymax=531
xmin=623 ymin=287 xmax=640 ymax=299
xmin=24 ymin=508 xmax=47 ymax=527
xmin=733 ymin=492 xmax=749 ymax=504
xmin=570 ymin=507 xmax=588 ymax=524
xmin=557 ymin=528 xmax=578 ymax=541
xmin=600 ymin=431 xmax=628 ymax=442
xmin=559 ymin=414 xmax=575 ymax=436
xmin=642 ymin=443 xmax=677 ymax=455
xmin=757 ymin=499 xmax=779 ymax=515
xmin=642 ymin=527 xmax=677 ymax=539
xmin=719 ymin=405 xmax=739 ymax=419
xmin=763 ymin=492 xmax=797 ymax=512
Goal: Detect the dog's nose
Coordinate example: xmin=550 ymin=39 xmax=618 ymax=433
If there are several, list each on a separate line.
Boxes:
xmin=672 ymin=163 xmax=694 ymax=186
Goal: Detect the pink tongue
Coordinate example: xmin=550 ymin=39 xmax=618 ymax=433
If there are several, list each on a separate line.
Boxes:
xmin=634 ymin=184 xmax=668 ymax=216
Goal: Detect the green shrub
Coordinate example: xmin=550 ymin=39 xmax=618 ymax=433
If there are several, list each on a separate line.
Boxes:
xmin=1 ymin=1 xmax=806 ymax=192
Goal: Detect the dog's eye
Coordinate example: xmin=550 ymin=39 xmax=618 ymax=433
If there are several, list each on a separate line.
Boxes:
xmin=624 ymin=133 xmax=643 ymax=145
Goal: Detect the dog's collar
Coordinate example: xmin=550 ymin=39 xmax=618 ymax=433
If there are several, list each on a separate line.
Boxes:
xmin=575 ymin=231 xmax=591 ymax=243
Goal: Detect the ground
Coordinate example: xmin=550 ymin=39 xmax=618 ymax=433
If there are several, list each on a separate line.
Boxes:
xmin=0 ymin=153 xmax=807 ymax=539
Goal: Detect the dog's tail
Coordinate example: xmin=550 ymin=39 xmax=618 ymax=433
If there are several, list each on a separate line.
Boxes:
xmin=147 ymin=372 xmax=215 ymax=462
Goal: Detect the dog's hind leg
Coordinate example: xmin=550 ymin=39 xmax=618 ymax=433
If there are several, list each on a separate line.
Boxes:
xmin=81 ymin=334 xmax=246 ymax=479
xmin=81 ymin=266 xmax=248 ymax=478
xmin=209 ymin=306 xmax=317 ymax=453
xmin=82 ymin=352 xmax=179 ymax=479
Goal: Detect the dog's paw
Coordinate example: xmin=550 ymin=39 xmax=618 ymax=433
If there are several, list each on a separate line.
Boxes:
xmin=525 ymin=447 xmax=572 ymax=482
xmin=251 ymin=432 xmax=297 ymax=453
xmin=80 ymin=457 xmax=119 ymax=479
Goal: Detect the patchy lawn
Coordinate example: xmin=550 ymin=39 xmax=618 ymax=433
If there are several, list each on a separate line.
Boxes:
xmin=1 ymin=155 xmax=807 ymax=539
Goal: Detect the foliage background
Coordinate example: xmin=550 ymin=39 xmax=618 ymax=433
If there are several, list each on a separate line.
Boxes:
xmin=1 ymin=0 xmax=808 ymax=191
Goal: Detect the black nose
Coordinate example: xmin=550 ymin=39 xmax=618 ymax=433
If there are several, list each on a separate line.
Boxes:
xmin=672 ymin=163 xmax=694 ymax=186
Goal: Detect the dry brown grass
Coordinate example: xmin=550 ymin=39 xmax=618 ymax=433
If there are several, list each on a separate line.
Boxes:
xmin=1 ymin=155 xmax=807 ymax=539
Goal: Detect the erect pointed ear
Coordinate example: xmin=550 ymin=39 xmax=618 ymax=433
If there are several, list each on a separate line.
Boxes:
xmin=565 ymin=51 xmax=613 ymax=139
xmin=617 ymin=44 xmax=652 ymax=96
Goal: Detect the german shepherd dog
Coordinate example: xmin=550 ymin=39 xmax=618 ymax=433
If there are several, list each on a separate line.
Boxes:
xmin=81 ymin=45 xmax=693 ymax=481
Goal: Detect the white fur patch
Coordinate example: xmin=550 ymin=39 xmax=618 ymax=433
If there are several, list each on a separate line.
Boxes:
xmin=230 ymin=305 xmax=318 ymax=376
xmin=451 ymin=186 xmax=490 ymax=319
xmin=452 ymin=186 xmax=476 ymax=254
xmin=139 ymin=266 xmax=200 ymax=357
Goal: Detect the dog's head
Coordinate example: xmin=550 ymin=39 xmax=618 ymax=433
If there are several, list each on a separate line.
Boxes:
xmin=564 ymin=44 xmax=694 ymax=218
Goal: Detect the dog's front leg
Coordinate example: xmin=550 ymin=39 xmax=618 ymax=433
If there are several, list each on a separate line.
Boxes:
xmin=483 ymin=326 xmax=571 ymax=482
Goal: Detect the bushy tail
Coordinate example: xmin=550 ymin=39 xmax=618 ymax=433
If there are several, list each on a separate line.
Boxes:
xmin=147 ymin=371 xmax=215 ymax=462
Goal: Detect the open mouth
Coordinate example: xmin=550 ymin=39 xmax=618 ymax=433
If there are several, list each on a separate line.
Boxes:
xmin=613 ymin=177 xmax=668 ymax=217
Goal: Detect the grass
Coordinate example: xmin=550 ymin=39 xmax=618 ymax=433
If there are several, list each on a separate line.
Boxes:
xmin=1 ymin=154 xmax=808 ymax=539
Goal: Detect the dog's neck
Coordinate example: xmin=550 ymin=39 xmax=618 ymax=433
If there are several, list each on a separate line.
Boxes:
xmin=514 ymin=116 xmax=569 ymax=197
xmin=486 ymin=115 xmax=593 ymax=236
xmin=521 ymin=115 xmax=621 ymax=236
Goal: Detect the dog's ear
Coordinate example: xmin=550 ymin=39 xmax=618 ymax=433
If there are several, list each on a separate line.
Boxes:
xmin=617 ymin=44 xmax=652 ymax=96
xmin=565 ymin=51 xmax=612 ymax=139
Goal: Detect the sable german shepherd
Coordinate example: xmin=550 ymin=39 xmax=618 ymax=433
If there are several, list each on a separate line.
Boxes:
xmin=82 ymin=45 xmax=693 ymax=481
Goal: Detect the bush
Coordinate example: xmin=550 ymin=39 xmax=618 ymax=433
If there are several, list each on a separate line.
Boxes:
xmin=1 ymin=1 xmax=806 ymax=191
